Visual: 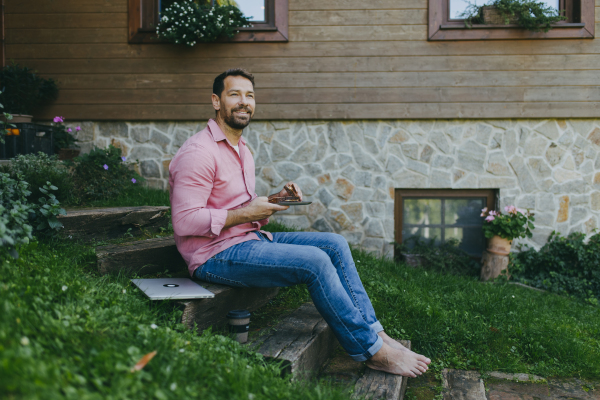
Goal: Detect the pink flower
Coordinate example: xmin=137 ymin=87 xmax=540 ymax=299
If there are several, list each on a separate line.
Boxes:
xmin=517 ymin=208 xmax=526 ymax=214
xmin=504 ymin=205 xmax=518 ymax=215
xmin=67 ymin=128 xmax=72 ymax=132
xmin=75 ymin=126 xmax=81 ymax=131
xmin=53 ymin=116 xmax=64 ymax=123
xmin=489 ymin=210 xmax=497 ymax=216
xmin=131 ymin=178 xmax=136 ymax=183
xmin=103 ymin=164 xmax=108 ymax=170
xmin=480 ymin=207 xmax=488 ymax=217
xmin=485 ymin=215 xmax=495 ymax=222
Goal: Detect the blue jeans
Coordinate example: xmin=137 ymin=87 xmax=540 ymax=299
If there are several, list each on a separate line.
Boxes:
xmin=194 ymin=231 xmax=384 ymax=362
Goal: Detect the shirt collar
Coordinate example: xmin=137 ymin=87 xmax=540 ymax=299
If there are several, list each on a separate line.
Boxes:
xmin=208 ymin=119 xmax=246 ymax=146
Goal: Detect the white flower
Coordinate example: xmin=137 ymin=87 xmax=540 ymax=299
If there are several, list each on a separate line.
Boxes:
xmin=230 ymin=10 xmax=234 ymax=14
xmin=209 ymin=12 xmax=213 ymax=15
xmin=248 ymin=394 xmax=255 ymax=400
xmin=20 ymin=337 xmax=30 ymax=346
xmin=179 ymin=348 xmax=185 ymax=353
xmin=183 ymin=34 xmax=186 ymax=38
xmin=162 ymin=16 xmax=169 ymax=22
xmin=170 ymin=383 xmax=177 ymax=391
xmin=229 ymin=19 xmax=233 ymax=23
xmin=122 ymin=289 xmax=126 ymax=294
xmin=62 ymin=285 xmax=68 ymax=291
xmin=512 ymin=295 xmax=515 ymax=298
xmin=151 ymin=323 xmax=158 ymax=329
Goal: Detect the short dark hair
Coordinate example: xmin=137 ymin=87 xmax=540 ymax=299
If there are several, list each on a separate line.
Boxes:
xmin=212 ymin=68 xmax=255 ymax=98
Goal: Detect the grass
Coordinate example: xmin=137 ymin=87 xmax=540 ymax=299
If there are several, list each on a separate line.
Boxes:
xmin=81 ymin=185 xmax=171 ymax=208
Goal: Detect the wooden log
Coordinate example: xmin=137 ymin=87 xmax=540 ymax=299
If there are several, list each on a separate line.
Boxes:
xmin=60 ymin=206 xmax=170 ymax=241
xmin=480 ymin=250 xmax=510 ymax=281
xmin=352 ymin=340 xmax=410 ymax=400
xmin=250 ymin=303 xmax=338 ymax=378
xmin=96 ymin=235 xmax=186 ymax=276
xmin=179 ymin=284 xmax=280 ymax=332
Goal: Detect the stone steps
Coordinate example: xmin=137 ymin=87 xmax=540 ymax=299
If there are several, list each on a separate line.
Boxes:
xmin=59 ymin=206 xmax=170 ymax=241
xmin=351 ymin=340 xmax=411 ymax=400
xmin=248 ymin=303 xmax=338 ymax=378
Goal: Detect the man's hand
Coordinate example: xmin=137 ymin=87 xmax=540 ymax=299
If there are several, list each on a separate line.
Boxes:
xmin=224 ymin=196 xmax=288 ymax=229
xmin=276 ymin=182 xmax=303 ymax=201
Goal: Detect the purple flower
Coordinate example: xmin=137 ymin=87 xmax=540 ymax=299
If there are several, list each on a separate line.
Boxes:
xmin=67 ymin=128 xmax=72 ymax=132
xmin=131 ymin=178 xmax=137 ymax=183
xmin=53 ymin=116 xmax=64 ymax=123
xmin=103 ymin=164 xmax=109 ymax=170
xmin=75 ymin=126 xmax=81 ymax=131
xmin=485 ymin=215 xmax=495 ymax=222
xmin=121 ymin=156 xmax=127 ymax=162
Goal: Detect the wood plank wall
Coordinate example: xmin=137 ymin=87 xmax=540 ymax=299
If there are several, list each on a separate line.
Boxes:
xmin=5 ymin=0 xmax=600 ymax=120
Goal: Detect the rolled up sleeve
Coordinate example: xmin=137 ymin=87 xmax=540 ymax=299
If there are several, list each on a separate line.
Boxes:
xmin=170 ymin=144 xmax=227 ymax=238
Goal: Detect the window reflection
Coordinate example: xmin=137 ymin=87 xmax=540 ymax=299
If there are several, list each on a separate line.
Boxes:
xmin=449 ymin=0 xmax=559 ymax=19
xmin=160 ymin=0 xmax=266 ymax=22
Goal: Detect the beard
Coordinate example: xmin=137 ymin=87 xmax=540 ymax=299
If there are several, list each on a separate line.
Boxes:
xmin=222 ymin=106 xmax=253 ymax=130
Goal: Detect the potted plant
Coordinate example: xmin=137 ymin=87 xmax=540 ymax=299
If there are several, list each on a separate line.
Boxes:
xmin=0 ymin=63 xmax=58 ymax=122
xmin=480 ymin=205 xmax=535 ymax=255
xmin=461 ymin=0 xmax=566 ymax=32
xmin=52 ymin=116 xmax=80 ymax=160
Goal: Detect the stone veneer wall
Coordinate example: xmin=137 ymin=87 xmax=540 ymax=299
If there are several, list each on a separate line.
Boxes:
xmin=68 ymin=119 xmax=600 ymax=258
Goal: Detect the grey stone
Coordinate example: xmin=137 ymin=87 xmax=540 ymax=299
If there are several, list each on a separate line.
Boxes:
xmin=327 ymin=122 xmax=350 ymax=152
xmin=569 ymin=224 xmax=583 ymax=234
xmin=140 ymin=160 xmax=161 ymax=178
xmin=536 ymin=120 xmax=560 ymax=141
xmin=457 ymin=141 xmax=486 ymax=173
xmin=342 ymin=165 xmax=356 ymax=180
xmin=271 ymin=140 xmax=293 ymax=161
xmin=255 ymin=179 xmax=270 ymax=197
xmin=366 ymin=202 xmax=386 ymax=218
xmin=256 ymin=143 xmax=271 ymax=166
xmin=406 ymin=160 xmax=429 ymax=176
xmin=99 ymin=122 xmax=128 ymax=138
xmin=442 ymin=369 xmax=486 ymax=400
xmin=296 ymin=177 xmax=319 ymax=196
xmin=145 ymin=178 xmax=165 ymax=190
xmin=292 ymin=141 xmax=317 ymax=163
xmin=537 ymin=193 xmax=556 ymax=211
xmin=316 ymin=133 xmax=329 ymax=161
xmin=278 ymin=162 xmax=304 ymax=181
xmin=364 ymin=137 xmax=379 ymax=156
xmin=351 ymin=143 xmax=382 ymax=171
xmin=276 ymin=215 xmax=310 ymax=230
xmin=377 ymin=124 xmax=394 ymax=149
xmin=151 ymin=129 xmax=171 ymax=152
xmin=454 ymin=174 xmax=478 ymax=189
xmin=385 ymin=155 xmax=404 ymax=175
xmin=518 ymin=126 xmax=531 ymax=148
xmin=447 ymin=125 xmax=463 ymax=142
xmin=574 ymin=135 xmax=588 ymax=149
xmin=393 ymin=171 xmax=428 ymax=188
xmin=478 ymin=177 xmax=517 ymax=189
xmin=509 ymin=156 xmax=537 ymax=193
xmin=554 ymin=168 xmax=581 ymax=183
xmin=365 ymin=219 xmax=384 ymax=238
xmin=344 ymin=123 xmax=364 ymax=144
xmin=292 ymin=130 xmax=308 ymax=148
xmin=340 ymin=231 xmax=363 ymax=245
xmin=362 ymin=238 xmax=385 ymax=252
xmin=371 ymin=189 xmax=389 ymax=201
xmin=130 ymin=125 xmax=150 ymax=143
xmin=312 ymin=218 xmax=334 ymax=233
xmin=528 ymin=158 xmax=552 ymax=179
xmin=524 ymin=135 xmax=549 ymax=157
xmin=490 ymin=131 xmax=503 ymax=149
xmin=503 ymin=129 xmax=518 ymax=157
xmin=338 ymin=153 xmax=354 ymax=168
xmin=571 ymin=194 xmax=590 ymax=206
xmin=534 ymin=212 xmax=554 ymax=227
xmin=354 ymin=171 xmax=372 ymax=187
xmin=363 ymin=121 xmax=379 ymax=137
xmin=476 ymin=123 xmax=493 ymax=145
xmin=546 ymin=143 xmax=565 ymax=166
xmin=551 ymin=180 xmax=587 ymax=195
xmin=531 ymin=227 xmax=554 ymax=247
xmin=261 ymin=167 xmax=283 ymax=187
xmin=571 ymin=207 xmax=588 ymax=224
xmin=432 ymin=155 xmax=454 ymax=169
xmin=516 ymin=194 xmax=535 ymax=209
xmin=305 ymin=163 xmax=323 ymax=176
xmin=373 ymin=176 xmax=387 ymax=190
xmin=271 ymin=121 xmax=290 ymax=130
xmin=420 ymin=145 xmax=434 ymax=163
xmin=172 ymin=130 xmax=189 ymax=149
xmin=322 ymin=154 xmax=337 ymax=171
xmin=429 ymin=130 xmax=451 ymax=154
xmin=402 ymin=143 xmax=419 ymax=160
xmin=351 ymin=188 xmax=374 ymax=201
xmin=317 ymin=188 xmax=336 ymax=207
xmin=129 ymin=146 xmax=162 ymax=160
xmin=558 ymin=131 xmax=574 ymax=148
xmin=486 ymin=151 xmax=511 ymax=176
xmin=431 ymin=170 xmax=452 ymax=188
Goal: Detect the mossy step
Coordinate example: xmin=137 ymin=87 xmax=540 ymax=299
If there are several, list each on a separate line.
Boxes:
xmin=59 ymin=206 xmax=170 ymax=241
xmin=248 ymin=303 xmax=338 ymax=378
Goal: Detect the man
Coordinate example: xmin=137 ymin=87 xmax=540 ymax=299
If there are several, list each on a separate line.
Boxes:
xmin=169 ymin=68 xmax=431 ymax=377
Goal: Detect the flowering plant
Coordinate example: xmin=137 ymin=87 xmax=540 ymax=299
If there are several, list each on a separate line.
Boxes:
xmin=156 ymin=1 xmax=251 ymax=46
xmin=52 ymin=116 xmax=79 ymax=151
xmin=481 ymin=206 xmax=535 ymax=241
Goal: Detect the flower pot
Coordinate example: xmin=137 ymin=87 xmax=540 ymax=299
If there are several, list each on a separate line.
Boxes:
xmin=1 ymin=114 xmax=33 ymax=123
xmin=58 ymin=148 xmax=80 ymax=161
xmin=482 ymin=6 xmax=519 ymax=25
xmin=487 ymin=235 xmax=512 ymax=256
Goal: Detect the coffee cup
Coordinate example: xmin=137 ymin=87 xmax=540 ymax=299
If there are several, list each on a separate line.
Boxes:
xmin=227 ymin=309 xmax=251 ymax=343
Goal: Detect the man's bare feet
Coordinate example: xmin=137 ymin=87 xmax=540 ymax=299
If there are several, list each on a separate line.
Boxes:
xmin=378 ymin=331 xmax=431 ymax=364
xmin=365 ymin=342 xmax=430 ymax=378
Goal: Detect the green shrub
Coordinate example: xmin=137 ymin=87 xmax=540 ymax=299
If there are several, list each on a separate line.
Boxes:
xmin=0 ymin=173 xmax=33 ymax=257
xmin=510 ymin=231 xmax=600 ymax=305
xmin=2 ymin=152 xmax=74 ymax=205
xmin=69 ymin=145 xmax=142 ymax=204
xmin=0 ymin=62 xmax=58 ymax=115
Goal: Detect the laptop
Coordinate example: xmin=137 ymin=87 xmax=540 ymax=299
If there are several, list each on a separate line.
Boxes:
xmin=131 ymin=278 xmax=215 ymax=300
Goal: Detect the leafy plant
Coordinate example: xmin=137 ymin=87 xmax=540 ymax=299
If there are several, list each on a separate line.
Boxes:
xmin=51 ymin=116 xmax=78 ymax=151
xmin=0 ymin=173 xmax=33 ymax=258
xmin=0 ymin=62 xmax=58 ymax=115
xmin=510 ymin=231 xmax=600 ymax=305
xmin=156 ymin=1 xmax=251 ymax=46
xmin=481 ymin=205 xmax=535 ymax=240
xmin=0 ymin=90 xmax=15 ymax=144
xmin=461 ymin=0 xmax=567 ymax=32
xmin=33 ymin=182 xmax=66 ymax=232
xmin=68 ymin=145 xmax=142 ymax=203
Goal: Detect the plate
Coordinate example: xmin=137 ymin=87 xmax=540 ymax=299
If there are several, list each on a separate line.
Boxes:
xmin=277 ymin=201 xmax=312 ymax=206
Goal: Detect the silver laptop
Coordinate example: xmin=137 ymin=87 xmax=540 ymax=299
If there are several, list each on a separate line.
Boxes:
xmin=131 ymin=278 xmax=215 ymax=300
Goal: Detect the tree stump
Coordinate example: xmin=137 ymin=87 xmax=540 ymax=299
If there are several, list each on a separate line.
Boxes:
xmin=480 ymin=250 xmax=510 ymax=281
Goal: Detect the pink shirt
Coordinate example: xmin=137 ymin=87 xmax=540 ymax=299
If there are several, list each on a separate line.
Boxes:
xmin=169 ymin=119 xmax=272 ymax=276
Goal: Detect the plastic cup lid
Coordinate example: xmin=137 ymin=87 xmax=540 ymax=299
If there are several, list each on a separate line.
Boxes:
xmin=227 ymin=309 xmax=251 ymax=319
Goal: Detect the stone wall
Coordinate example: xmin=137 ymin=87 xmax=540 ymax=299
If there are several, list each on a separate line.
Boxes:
xmin=68 ymin=118 xmax=600 ymax=257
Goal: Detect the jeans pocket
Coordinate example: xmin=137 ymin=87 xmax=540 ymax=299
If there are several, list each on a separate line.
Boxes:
xmin=205 ymin=272 xmax=249 ymax=288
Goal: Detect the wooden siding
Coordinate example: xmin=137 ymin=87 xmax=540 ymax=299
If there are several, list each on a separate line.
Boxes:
xmin=6 ymin=0 xmax=600 ymax=120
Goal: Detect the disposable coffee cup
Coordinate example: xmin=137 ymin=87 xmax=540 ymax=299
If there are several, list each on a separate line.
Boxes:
xmin=227 ymin=309 xmax=251 ymax=343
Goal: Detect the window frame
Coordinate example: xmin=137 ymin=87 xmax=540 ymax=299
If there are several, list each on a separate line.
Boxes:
xmin=128 ymin=0 xmax=288 ymax=44
xmin=428 ymin=0 xmax=594 ymax=40
xmin=394 ymin=189 xmax=497 ymax=258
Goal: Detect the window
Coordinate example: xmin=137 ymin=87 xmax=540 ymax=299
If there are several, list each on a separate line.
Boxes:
xmin=128 ymin=0 xmax=288 ymax=43
xmin=394 ymin=189 xmax=497 ymax=257
xmin=428 ymin=0 xmax=594 ymax=40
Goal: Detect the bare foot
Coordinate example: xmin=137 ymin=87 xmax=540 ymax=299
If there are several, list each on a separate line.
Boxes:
xmin=378 ymin=331 xmax=431 ymax=364
xmin=365 ymin=342 xmax=430 ymax=377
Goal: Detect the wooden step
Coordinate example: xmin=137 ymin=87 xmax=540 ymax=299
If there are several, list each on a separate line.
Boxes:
xmin=59 ymin=206 xmax=170 ymax=241
xmin=352 ymin=340 xmax=411 ymax=400
xmin=249 ymin=303 xmax=338 ymax=378
xmin=180 ymin=282 xmax=280 ymax=332
xmin=96 ymin=235 xmax=185 ymax=276
xmin=441 ymin=369 xmax=486 ymax=400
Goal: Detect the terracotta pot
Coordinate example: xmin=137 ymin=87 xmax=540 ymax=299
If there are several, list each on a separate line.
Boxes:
xmin=1 ymin=114 xmax=33 ymax=123
xmin=58 ymin=148 xmax=80 ymax=161
xmin=487 ymin=235 xmax=512 ymax=256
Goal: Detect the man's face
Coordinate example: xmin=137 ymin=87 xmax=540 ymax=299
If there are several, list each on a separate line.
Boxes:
xmin=213 ymin=75 xmax=255 ymax=130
